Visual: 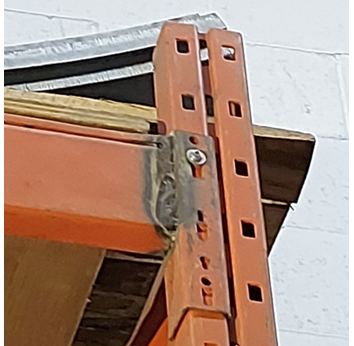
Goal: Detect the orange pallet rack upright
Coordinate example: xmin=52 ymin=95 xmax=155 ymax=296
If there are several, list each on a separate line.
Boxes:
xmin=151 ymin=22 xmax=277 ymax=346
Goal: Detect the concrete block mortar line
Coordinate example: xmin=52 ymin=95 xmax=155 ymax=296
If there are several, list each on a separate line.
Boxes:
xmin=278 ymin=327 xmax=349 ymax=340
xmin=245 ymin=40 xmax=349 ymax=57
xmin=4 ymin=7 xmax=100 ymax=25
xmin=315 ymin=135 xmax=349 ymax=141
xmin=334 ymin=55 xmax=349 ymax=138
xmin=281 ymin=224 xmax=349 ymax=236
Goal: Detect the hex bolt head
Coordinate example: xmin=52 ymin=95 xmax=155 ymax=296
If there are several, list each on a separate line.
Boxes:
xmin=186 ymin=149 xmax=207 ymax=166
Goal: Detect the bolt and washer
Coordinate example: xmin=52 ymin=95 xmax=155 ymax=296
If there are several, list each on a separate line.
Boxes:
xmin=186 ymin=149 xmax=207 ymax=165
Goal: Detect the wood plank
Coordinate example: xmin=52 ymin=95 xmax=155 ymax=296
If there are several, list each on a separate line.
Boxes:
xmin=71 ymin=257 xmax=160 ymax=346
xmin=255 ymin=127 xmax=315 ymax=203
xmin=4 ymin=235 xmax=105 ymax=346
xmin=4 ymin=88 xmax=151 ymax=133
xmin=262 ymin=200 xmax=289 ymax=252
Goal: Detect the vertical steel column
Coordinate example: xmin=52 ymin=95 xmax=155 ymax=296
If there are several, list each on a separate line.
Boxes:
xmin=154 ymin=22 xmax=207 ymax=136
xmin=154 ymin=23 xmax=231 ymax=346
xmin=154 ymin=21 xmax=277 ymax=346
xmin=206 ymin=29 xmax=278 ymax=345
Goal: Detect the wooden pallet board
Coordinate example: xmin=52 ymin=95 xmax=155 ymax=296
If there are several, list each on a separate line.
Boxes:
xmin=4 ymin=88 xmax=151 ymax=133
xmin=72 ymin=256 xmax=160 ymax=346
xmin=4 ymin=235 xmax=105 ymax=346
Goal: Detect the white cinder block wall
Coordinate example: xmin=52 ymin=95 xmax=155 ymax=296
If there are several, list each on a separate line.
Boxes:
xmin=4 ymin=1 xmax=349 ymax=345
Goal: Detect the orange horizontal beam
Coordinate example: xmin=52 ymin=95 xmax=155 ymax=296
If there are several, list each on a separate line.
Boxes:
xmin=4 ymin=117 xmax=167 ymax=254
xmin=5 ymin=205 xmax=163 ymax=253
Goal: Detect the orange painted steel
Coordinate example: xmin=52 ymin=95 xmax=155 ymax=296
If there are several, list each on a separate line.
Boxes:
xmin=4 ymin=117 xmax=168 ymax=254
xmin=154 ymin=23 xmax=231 ymax=345
xmin=206 ymin=29 xmax=278 ymax=345
xmin=172 ymin=310 xmax=229 ymax=346
xmin=163 ymin=133 xmax=230 ymax=340
xmin=154 ymin=22 xmax=208 ymax=136
xmin=146 ymin=313 xmax=229 ymax=346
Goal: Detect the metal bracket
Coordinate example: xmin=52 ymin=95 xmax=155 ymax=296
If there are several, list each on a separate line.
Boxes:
xmin=126 ymin=129 xmax=231 ymax=346
xmin=165 ymin=130 xmax=231 ymax=341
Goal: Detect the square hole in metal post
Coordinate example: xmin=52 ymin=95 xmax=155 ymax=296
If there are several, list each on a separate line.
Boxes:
xmin=197 ymin=210 xmax=204 ymax=222
xmin=176 ymin=40 xmax=189 ymax=53
xmin=196 ymin=223 xmax=208 ymax=240
xmin=229 ymin=101 xmax=242 ymax=117
xmin=241 ymin=221 xmax=255 ymax=238
xmin=182 ymin=95 xmax=195 ymax=110
xmin=200 ymin=256 xmax=210 ymax=270
xmin=234 ymin=160 xmax=248 ymax=176
xmin=248 ymin=284 xmax=263 ymax=302
xmin=201 ymin=277 xmax=213 ymax=306
xmin=222 ymin=46 xmax=235 ymax=61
